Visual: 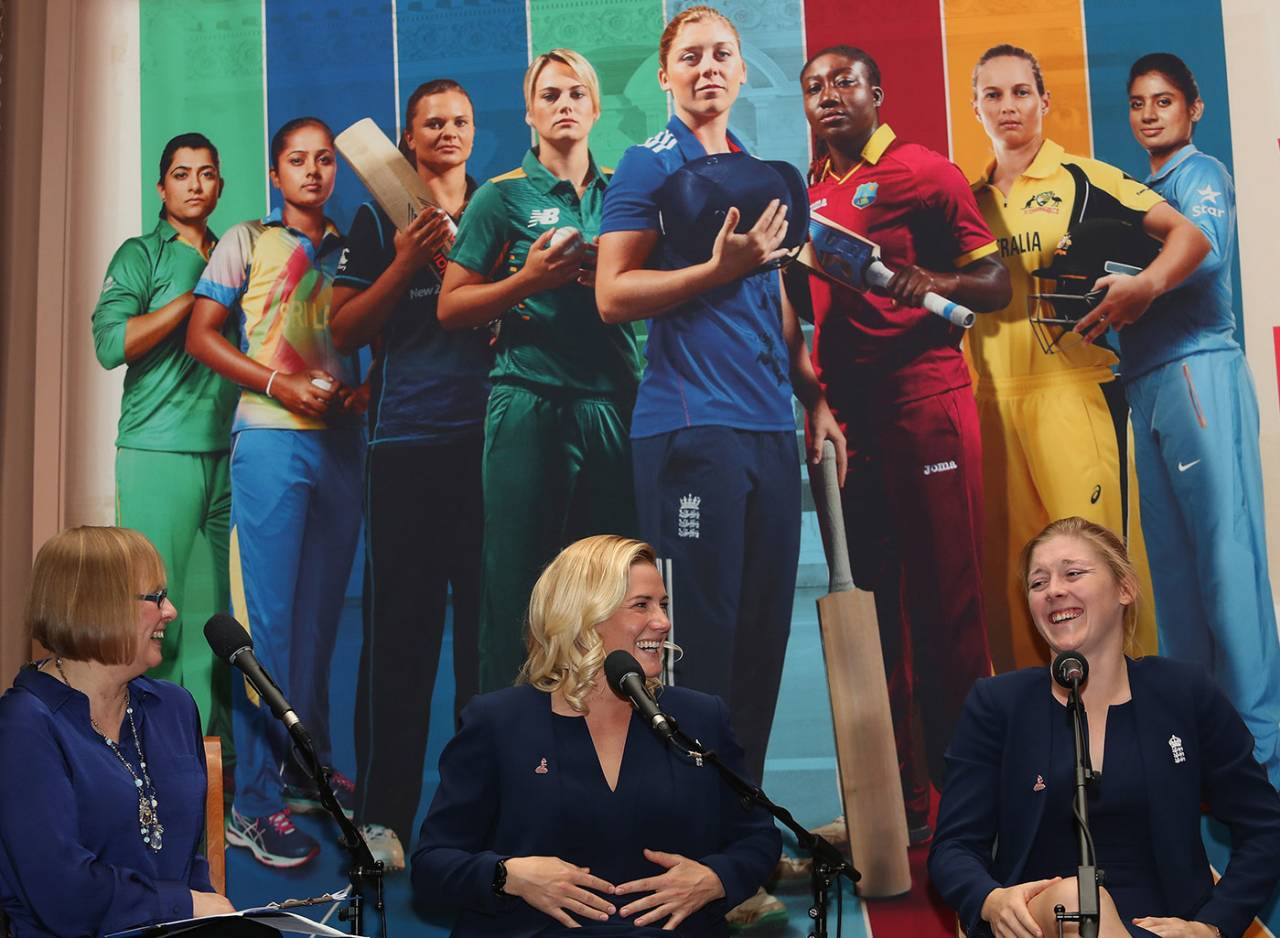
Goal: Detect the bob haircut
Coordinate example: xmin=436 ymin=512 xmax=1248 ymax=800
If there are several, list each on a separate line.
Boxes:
xmin=519 ymin=535 xmax=666 ymax=713
xmin=523 ymin=49 xmax=602 ymax=117
xmin=658 ymin=5 xmax=741 ymax=71
xmin=1019 ymin=516 xmax=1143 ymax=656
xmin=26 ymin=526 xmax=166 ymax=666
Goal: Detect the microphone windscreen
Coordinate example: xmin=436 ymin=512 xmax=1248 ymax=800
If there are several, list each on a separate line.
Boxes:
xmin=1052 ymin=650 xmax=1089 ymax=689
xmin=204 ymin=613 xmax=252 ymax=662
xmin=604 ymin=650 xmax=643 ymax=695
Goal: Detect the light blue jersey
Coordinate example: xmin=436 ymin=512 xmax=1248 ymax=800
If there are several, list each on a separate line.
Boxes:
xmin=1119 ymin=145 xmax=1238 ymax=382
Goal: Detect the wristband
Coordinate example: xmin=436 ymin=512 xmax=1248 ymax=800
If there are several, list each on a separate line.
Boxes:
xmin=264 ymin=370 xmax=279 ymax=399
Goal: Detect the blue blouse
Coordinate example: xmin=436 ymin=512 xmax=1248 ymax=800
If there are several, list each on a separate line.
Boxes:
xmin=0 ymin=665 xmax=214 ymax=937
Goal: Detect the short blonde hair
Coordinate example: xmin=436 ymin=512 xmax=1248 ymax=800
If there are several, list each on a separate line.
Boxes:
xmin=519 ymin=535 xmax=661 ymax=713
xmin=523 ymin=49 xmax=601 ymax=116
xmin=659 ymin=5 xmax=741 ymax=70
xmin=1019 ymin=517 xmax=1143 ymax=656
xmin=26 ymin=526 xmax=166 ymax=665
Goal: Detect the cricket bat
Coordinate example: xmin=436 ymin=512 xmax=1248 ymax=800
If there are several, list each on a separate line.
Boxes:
xmin=810 ymin=439 xmax=912 ymax=898
xmin=798 ymin=210 xmax=975 ymax=328
xmin=335 ymin=117 xmax=456 ymax=283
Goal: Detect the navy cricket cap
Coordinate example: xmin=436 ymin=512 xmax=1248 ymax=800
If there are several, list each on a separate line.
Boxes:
xmin=655 ymin=152 xmax=810 ymax=270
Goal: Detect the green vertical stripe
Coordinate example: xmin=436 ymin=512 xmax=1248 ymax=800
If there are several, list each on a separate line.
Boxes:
xmin=139 ymin=0 xmax=267 ymax=233
xmin=528 ymin=0 xmax=668 ymax=169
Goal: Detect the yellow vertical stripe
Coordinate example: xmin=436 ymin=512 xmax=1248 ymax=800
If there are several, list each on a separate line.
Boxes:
xmin=227 ymin=523 xmax=259 ymax=707
xmin=942 ymin=0 xmax=1093 ymax=179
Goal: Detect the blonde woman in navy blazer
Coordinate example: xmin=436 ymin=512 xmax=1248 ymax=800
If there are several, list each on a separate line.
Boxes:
xmin=929 ymin=517 xmax=1280 ymax=938
xmin=411 ymin=535 xmax=781 ymax=937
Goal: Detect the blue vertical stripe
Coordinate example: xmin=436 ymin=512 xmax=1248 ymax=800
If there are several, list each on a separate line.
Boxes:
xmin=264 ymin=0 xmax=398 ymax=230
xmin=394 ymin=0 xmax=531 ymax=182
xmin=1083 ymin=0 xmax=1244 ymax=344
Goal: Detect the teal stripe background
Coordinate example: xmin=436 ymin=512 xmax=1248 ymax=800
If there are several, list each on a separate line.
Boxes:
xmin=139 ymin=0 xmax=267 ymax=232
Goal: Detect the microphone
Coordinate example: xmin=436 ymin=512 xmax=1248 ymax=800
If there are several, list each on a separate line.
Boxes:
xmin=604 ymin=650 xmax=674 ymax=739
xmin=1053 ymin=650 xmax=1089 ymax=689
xmin=204 ymin=614 xmax=310 ymax=744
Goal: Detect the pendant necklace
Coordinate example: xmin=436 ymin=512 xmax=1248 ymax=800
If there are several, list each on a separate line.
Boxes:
xmin=55 ymin=658 xmax=164 ymax=852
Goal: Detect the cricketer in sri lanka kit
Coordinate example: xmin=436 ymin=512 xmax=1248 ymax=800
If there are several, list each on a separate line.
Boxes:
xmin=91 ymin=133 xmax=238 ymax=752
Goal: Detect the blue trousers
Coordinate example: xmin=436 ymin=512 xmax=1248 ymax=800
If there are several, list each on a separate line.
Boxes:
xmin=633 ymin=427 xmax=801 ymax=784
xmin=229 ymin=428 xmax=364 ymax=818
xmin=1128 ymin=349 xmax=1280 ymax=785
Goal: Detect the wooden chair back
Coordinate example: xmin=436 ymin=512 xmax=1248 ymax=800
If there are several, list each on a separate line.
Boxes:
xmin=202 ymin=736 xmax=226 ymax=896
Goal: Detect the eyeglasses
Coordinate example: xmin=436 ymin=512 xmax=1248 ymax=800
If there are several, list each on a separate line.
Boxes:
xmin=136 ymin=588 xmax=169 ymax=608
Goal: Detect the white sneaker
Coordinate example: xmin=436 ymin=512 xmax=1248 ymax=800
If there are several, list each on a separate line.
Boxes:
xmin=360 ymin=823 xmax=405 ymax=872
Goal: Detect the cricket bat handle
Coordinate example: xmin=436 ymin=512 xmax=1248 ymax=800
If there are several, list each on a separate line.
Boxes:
xmin=866 ymin=260 xmax=976 ymax=329
xmin=814 ymin=441 xmax=855 ymax=593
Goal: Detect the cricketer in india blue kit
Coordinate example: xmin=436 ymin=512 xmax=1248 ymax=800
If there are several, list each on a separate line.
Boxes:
xmin=1120 ymin=143 xmax=1280 ymax=786
xmin=601 ymin=115 xmax=800 ymax=785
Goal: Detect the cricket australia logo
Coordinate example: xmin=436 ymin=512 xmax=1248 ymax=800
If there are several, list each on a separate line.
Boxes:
xmin=851 ymin=182 xmax=878 ymax=209
xmin=527 ymin=207 xmax=560 ymax=227
xmin=1168 ymin=734 xmax=1186 ymax=764
xmin=677 ymin=494 xmax=702 ymax=539
xmin=1022 ymin=190 xmax=1062 ymax=214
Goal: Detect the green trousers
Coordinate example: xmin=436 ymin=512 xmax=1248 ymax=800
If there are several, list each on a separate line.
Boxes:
xmin=116 ymin=447 xmax=233 ymax=761
xmin=478 ymin=381 xmax=637 ymax=692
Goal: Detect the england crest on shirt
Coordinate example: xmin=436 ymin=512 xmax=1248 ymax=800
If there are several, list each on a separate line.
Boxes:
xmin=851 ymin=182 xmax=878 ymax=209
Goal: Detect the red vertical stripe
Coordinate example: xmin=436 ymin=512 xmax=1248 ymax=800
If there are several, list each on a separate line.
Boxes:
xmin=802 ymin=0 xmax=949 ymax=156
xmin=1273 ymin=327 xmax=1280 ymax=414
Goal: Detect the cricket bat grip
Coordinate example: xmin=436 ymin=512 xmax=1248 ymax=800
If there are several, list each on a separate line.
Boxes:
xmin=866 ymin=260 xmax=976 ymax=329
xmin=815 ymin=440 xmax=855 ymax=593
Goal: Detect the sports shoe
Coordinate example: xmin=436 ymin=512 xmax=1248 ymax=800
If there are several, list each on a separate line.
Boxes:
xmin=283 ymin=769 xmax=356 ymax=819
xmin=226 ymin=807 xmax=319 ymax=868
xmin=360 ymin=823 xmax=406 ymax=872
xmin=726 ymin=887 xmax=787 ymax=930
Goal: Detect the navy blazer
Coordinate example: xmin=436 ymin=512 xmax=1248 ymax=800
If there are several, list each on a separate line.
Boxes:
xmin=411 ymin=684 xmax=781 ymax=937
xmin=928 ymin=657 xmax=1280 ymax=938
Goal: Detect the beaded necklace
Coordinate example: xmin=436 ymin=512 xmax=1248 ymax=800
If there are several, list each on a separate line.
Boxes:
xmin=54 ymin=658 xmax=164 ymax=852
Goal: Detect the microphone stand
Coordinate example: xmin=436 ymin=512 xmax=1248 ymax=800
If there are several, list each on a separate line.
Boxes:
xmin=1054 ymin=675 xmax=1101 ymax=938
xmin=288 ymin=735 xmax=387 ymax=937
xmin=660 ymin=718 xmax=860 ymax=938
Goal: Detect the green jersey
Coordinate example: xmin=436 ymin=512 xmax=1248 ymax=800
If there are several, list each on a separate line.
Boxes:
xmin=92 ymin=218 xmax=238 ymax=452
xmin=449 ymin=148 xmax=640 ymax=395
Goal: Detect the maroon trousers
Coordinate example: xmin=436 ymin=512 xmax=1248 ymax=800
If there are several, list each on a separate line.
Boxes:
xmin=822 ymin=384 xmax=991 ymax=820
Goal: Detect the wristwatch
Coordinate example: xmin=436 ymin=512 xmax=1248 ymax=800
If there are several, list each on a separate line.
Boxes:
xmin=492 ymin=858 xmax=508 ymax=896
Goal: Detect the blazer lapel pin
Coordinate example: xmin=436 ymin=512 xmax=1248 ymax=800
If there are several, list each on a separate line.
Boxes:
xmin=1168 ymin=735 xmax=1186 ymax=764
xmin=535 ymin=757 xmax=549 ymax=774
xmin=1033 ymin=774 xmax=1046 ymax=792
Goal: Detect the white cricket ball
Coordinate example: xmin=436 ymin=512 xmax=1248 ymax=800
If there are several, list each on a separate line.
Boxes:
xmin=549 ymin=226 xmax=580 ymax=251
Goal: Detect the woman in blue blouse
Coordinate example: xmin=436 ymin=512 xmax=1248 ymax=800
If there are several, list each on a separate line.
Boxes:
xmin=411 ymin=534 xmax=781 ymax=937
xmin=0 ymin=526 xmax=233 ymax=936
xmin=928 ymin=517 xmax=1280 ymax=938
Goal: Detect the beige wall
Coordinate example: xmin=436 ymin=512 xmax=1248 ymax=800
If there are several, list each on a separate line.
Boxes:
xmin=1224 ymin=0 xmax=1280 ymax=579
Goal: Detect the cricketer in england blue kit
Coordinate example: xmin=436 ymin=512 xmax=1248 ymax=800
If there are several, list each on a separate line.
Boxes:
xmin=601 ymin=115 xmax=800 ymax=785
xmin=1119 ymin=143 xmax=1280 ymax=786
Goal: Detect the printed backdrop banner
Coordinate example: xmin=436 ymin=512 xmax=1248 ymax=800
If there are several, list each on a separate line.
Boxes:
xmin=127 ymin=1 xmax=1276 ymax=935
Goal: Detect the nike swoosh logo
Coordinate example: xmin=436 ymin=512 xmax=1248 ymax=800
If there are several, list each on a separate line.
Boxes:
xmin=1178 ymin=459 xmax=1201 ymax=472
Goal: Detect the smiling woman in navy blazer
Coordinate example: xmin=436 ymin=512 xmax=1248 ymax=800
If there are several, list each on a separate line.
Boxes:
xmin=411 ymin=535 xmax=781 ymax=937
xmin=929 ymin=517 xmax=1280 ymax=938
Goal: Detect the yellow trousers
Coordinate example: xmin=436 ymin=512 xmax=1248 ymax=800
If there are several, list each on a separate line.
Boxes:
xmin=976 ymin=369 xmax=1158 ymax=671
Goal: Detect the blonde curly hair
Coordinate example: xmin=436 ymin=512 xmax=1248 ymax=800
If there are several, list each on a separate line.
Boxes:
xmin=518 ymin=535 xmax=667 ymax=713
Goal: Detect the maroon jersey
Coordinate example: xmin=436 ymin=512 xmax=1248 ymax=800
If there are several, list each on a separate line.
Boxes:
xmin=807 ymin=125 xmax=997 ymax=405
